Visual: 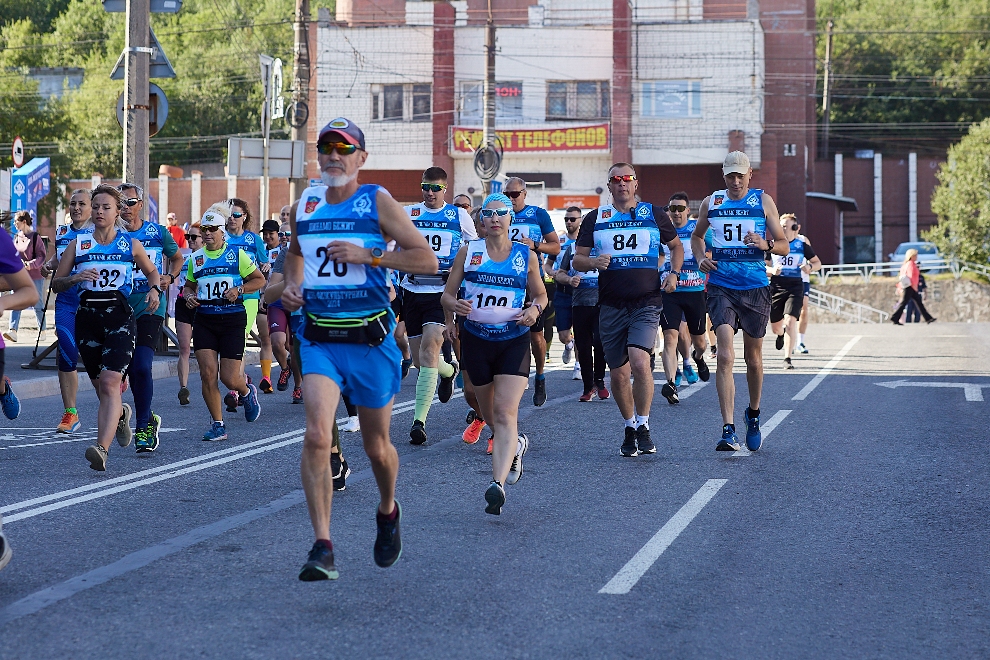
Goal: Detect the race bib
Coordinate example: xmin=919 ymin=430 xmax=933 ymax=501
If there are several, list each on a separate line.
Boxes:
xmin=79 ymin=263 xmax=127 ymax=291
xmin=301 ymin=236 xmax=367 ymax=287
xmin=711 ymin=219 xmax=762 ymax=261
xmin=508 ymin=225 xmax=541 ymax=244
xmin=197 ymin=276 xmax=235 ymax=301
xmin=466 ymin=286 xmax=520 ymax=325
xmin=597 ymin=229 xmax=651 ymax=256
xmin=134 ymin=247 xmax=163 ymax=281
xmin=419 ymin=230 xmax=454 ymax=258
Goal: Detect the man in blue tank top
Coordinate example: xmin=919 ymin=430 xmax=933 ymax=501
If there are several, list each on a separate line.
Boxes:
xmin=768 ymin=213 xmax=821 ymax=369
xmin=281 ymin=118 xmax=438 ymax=582
xmin=692 ymin=151 xmax=788 ymax=452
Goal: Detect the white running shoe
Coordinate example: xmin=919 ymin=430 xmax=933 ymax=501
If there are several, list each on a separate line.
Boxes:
xmin=571 ymin=364 xmax=582 ymax=381
xmin=506 ymin=433 xmax=529 ymax=485
xmin=339 ymin=416 xmax=361 ymax=433
xmin=562 ymin=342 xmax=573 ymax=364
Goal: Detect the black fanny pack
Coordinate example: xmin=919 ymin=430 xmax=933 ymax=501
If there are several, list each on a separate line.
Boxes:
xmin=407 ymin=272 xmax=448 ymax=287
xmin=79 ymin=290 xmax=128 ymax=308
xmin=302 ymin=310 xmax=391 ymax=346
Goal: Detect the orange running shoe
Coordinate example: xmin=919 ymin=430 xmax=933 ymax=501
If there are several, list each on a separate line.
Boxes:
xmin=57 ymin=411 xmax=81 ymax=433
xmin=462 ymin=419 xmax=486 ymax=444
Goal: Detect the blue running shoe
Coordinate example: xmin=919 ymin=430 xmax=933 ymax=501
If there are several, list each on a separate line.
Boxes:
xmin=684 ymin=365 xmax=699 ymax=384
xmin=401 ymin=358 xmax=413 ymax=380
xmin=243 ymin=384 xmax=261 ymax=422
xmin=716 ymin=424 xmax=740 ymax=451
xmin=674 ymin=368 xmax=683 ymax=387
xmin=744 ymin=407 xmax=762 ymax=451
xmin=0 ymin=377 xmax=20 ymax=420
xmin=203 ymin=422 xmax=228 ymax=442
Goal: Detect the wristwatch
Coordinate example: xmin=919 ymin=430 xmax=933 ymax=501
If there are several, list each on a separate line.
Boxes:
xmin=370 ymin=247 xmax=384 ymax=268
xmin=151 ymin=284 xmax=163 ymax=294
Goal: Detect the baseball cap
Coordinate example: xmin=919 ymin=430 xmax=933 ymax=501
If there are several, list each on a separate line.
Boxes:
xmin=318 ymin=117 xmax=366 ymax=150
xmin=200 ymin=209 xmax=226 ymax=228
xmin=723 ymin=151 xmax=751 ymax=176
xmin=262 ymin=220 xmax=280 ymax=233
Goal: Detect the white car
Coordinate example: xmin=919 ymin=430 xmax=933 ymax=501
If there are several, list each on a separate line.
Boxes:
xmin=889 ymin=242 xmax=945 ymax=271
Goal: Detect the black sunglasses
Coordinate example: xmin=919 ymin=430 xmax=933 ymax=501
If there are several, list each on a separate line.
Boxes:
xmin=505 ymin=190 xmax=524 ymax=199
xmin=278 ymin=231 xmax=292 ymax=238
xmin=201 ymin=225 xmax=223 ymax=233
xmin=564 ymin=216 xmax=582 ymax=222
xmin=124 ymin=198 xmax=140 ymax=207
xmin=230 ymin=212 xmax=246 ymax=219
xmin=668 ymin=205 xmax=687 ymax=212
xmin=185 ymin=233 xmax=201 ymax=240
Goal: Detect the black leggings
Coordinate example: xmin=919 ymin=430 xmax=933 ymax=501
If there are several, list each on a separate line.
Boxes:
xmin=892 ymin=286 xmax=933 ymax=323
xmin=572 ymin=305 xmax=607 ymax=392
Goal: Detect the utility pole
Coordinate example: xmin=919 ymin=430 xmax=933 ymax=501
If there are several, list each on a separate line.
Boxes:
xmin=821 ymin=19 xmax=834 ymax=160
xmin=480 ymin=0 xmax=497 ymax=195
xmin=289 ymin=0 xmax=311 ymax=203
xmin=123 ymin=0 xmax=151 ymax=214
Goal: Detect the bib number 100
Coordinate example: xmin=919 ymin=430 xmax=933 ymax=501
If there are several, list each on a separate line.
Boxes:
xmin=475 ymin=293 xmax=508 ymax=308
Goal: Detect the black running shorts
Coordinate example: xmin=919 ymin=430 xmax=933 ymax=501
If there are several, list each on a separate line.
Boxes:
xmin=770 ymin=279 xmax=805 ymax=323
xmin=459 ymin=330 xmax=531 ymax=386
xmin=400 ymin=290 xmax=445 ymax=337
xmin=174 ymin=296 xmax=197 ymax=326
xmin=76 ymin=299 xmax=136 ymax=381
xmin=194 ymin=311 xmax=248 ymax=361
xmin=660 ymin=290 xmax=707 ymax=334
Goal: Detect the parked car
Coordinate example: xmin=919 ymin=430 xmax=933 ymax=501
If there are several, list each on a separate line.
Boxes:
xmin=889 ymin=242 xmax=945 ymax=272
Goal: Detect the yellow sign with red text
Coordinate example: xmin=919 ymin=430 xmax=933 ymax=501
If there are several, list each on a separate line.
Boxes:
xmin=451 ymin=124 xmax=610 ymax=154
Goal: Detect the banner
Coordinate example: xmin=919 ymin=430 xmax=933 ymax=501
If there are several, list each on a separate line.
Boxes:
xmin=451 ymin=124 xmax=610 ymax=154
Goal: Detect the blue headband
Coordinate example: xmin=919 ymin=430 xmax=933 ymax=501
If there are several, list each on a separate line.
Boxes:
xmin=481 ymin=193 xmax=514 ymax=221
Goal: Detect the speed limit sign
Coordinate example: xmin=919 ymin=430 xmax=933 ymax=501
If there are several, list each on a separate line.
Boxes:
xmin=12 ymin=136 xmax=24 ymax=168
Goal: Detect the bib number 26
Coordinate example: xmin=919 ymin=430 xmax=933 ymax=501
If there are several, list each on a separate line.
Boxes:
xmin=316 ymin=247 xmax=349 ymax=277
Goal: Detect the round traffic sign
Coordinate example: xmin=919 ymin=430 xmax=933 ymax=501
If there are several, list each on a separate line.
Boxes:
xmin=115 ymin=83 xmax=170 ymax=137
xmin=12 ymin=136 xmax=24 ymax=168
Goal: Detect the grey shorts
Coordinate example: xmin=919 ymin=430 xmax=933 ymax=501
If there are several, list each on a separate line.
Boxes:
xmin=706 ymin=284 xmax=771 ymax=339
xmin=599 ymin=304 xmax=661 ymax=368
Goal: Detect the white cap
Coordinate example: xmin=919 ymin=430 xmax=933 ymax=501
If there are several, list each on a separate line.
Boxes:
xmin=200 ymin=210 xmax=226 ymax=228
xmin=723 ymin=151 xmax=751 ymax=176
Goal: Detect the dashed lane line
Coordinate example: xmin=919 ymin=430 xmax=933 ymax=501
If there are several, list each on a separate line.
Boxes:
xmin=791 ymin=335 xmax=862 ymax=401
xmin=730 ymin=409 xmax=793 ymax=456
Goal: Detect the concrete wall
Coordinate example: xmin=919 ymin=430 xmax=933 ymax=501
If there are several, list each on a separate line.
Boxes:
xmin=811 ymin=278 xmax=990 ymax=323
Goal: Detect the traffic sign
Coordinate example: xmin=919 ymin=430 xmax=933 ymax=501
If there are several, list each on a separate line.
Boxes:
xmin=116 ymin=83 xmax=169 ymax=137
xmin=109 ymin=27 xmax=176 ymax=80
xmin=12 ymin=136 xmax=24 ymax=168
xmin=102 ymin=0 xmax=182 ymax=13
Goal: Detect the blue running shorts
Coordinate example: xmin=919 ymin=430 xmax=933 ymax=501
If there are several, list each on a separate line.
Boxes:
xmin=297 ymin=332 xmax=402 ymax=409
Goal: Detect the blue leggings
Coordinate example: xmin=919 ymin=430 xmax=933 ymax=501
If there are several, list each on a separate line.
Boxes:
xmin=129 ymin=314 xmax=163 ymax=430
xmin=55 ymin=300 xmax=79 ymax=372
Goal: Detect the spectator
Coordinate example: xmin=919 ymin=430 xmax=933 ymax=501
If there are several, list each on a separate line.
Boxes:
xmin=166 ymin=212 xmax=187 ymax=249
xmin=5 ymin=211 xmax=48 ymax=343
xmin=891 ymin=249 xmax=935 ymax=325
xmin=905 ymin=272 xmax=927 ymax=323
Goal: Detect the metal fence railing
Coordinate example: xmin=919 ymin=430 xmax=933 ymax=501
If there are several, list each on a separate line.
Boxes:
xmin=816 ymin=258 xmax=989 ymax=284
xmin=807 ymin=287 xmax=890 ymax=324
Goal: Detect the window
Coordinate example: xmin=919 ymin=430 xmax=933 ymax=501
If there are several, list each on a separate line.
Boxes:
xmin=459 ymin=81 xmax=524 ymax=122
xmin=641 ymin=80 xmax=701 ymax=118
xmin=371 ymin=83 xmax=432 ymax=122
xmin=545 ymin=81 xmax=610 ymax=120
xmin=843 ymin=236 xmax=876 ymax=264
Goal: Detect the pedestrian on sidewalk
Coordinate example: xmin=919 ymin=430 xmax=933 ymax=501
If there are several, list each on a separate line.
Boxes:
xmin=891 ymin=249 xmax=935 ymax=325
xmin=5 ymin=211 xmax=48 ymax=343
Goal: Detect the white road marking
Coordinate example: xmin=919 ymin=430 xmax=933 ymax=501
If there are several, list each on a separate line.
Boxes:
xmin=876 ymin=380 xmax=989 ymax=402
xmin=731 ymin=409 xmax=792 ymax=456
xmin=599 ymin=479 xmax=728 ymax=595
xmin=791 ymin=335 xmax=862 ymax=401
xmin=0 ymin=436 xmax=97 ymax=450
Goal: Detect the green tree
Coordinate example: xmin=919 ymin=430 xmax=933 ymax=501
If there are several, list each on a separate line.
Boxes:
xmin=927 ymin=118 xmax=990 ymax=263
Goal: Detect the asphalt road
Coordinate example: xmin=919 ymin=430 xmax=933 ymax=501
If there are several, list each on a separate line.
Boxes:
xmin=1 ymin=323 xmax=988 ymax=658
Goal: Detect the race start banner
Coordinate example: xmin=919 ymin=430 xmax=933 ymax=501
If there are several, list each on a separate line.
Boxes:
xmin=451 ymin=124 xmax=610 ymax=154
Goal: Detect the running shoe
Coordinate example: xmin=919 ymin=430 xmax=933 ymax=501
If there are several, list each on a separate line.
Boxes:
xmin=596 ymin=382 xmax=611 ymax=400
xmin=463 ymin=419 xmax=485 ymax=444
xmin=409 ymin=420 xmax=427 ymax=445
xmin=716 ymin=424 xmax=740 ymax=451
xmin=684 ymin=365 xmax=699 ymax=385
xmin=438 ymin=361 xmax=458 ymax=403
xmin=0 ymin=377 xmax=20 ymax=420
xmin=85 ymin=444 xmax=108 ymax=471
xmin=784 ymin=357 xmax=794 ymax=370
xmin=506 ymin=434 xmax=528 ymax=485
xmin=243 ymin=384 xmax=261 ymax=422
xmin=0 ymin=530 xmax=11 ymax=573
xmin=710 ymin=345 xmax=717 ymax=359
xmin=636 ymin=425 xmax=656 ymax=454
xmin=135 ymin=412 xmax=161 ymax=453
xmin=331 ymin=453 xmax=350 ymax=491
xmin=484 ymin=481 xmax=505 ymax=515
xmin=796 ymin=342 xmax=809 ymax=354
xmin=533 ymin=377 xmax=547 ymax=407
xmin=674 ymin=368 xmax=683 ymax=387
xmin=579 ymin=390 xmax=594 ymax=402
xmin=177 ymin=386 xmax=190 ymax=405
xmin=926 ymin=317 xmax=937 ymax=324
xmin=571 ymin=364 xmax=582 ymax=380
xmin=299 ymin=541 xmax=339 ymax=581
xmin=57 ymin=411 xmax=80 ymax=434
xmin=3 ymin=330 xmax=16 ymax=344
xmin=224 ymin=390 xmax=239 ymax=412
xmin=260 ymin=377 xmax=274 ymax=394
xmin=562 ymin=342 xmax=573 ymax=364
xmin=203 ymin=421 xmax=228 ymax=442
xmin=744 ymin=407 xmax=762 ymax=451
xmin=775 ymin=334 xmax=785 ymax=350
xmin=291 ymin=386 xmax=304 ymax=404
xmin=339 ymin=416 xmax=360 ymax=433
xmin=401 ymin=357 xmax=413 ymax=380
xmin=374 ymin=501 xmax=402 ymax=568
xmin=116 ymin=403 xmax=133 ymax=447
xmin=486 ymin=434 xmax=493 ymax=455
xmin=620 ymin=427 xmax=639 ymax=457
xmin=277 ymin=366 xmax=291 ymax=391
xmin=466 ymin=409 xmax=477 ymax=424
xmin=692 ymin=350 xmax=711 ymax=382
xmin=661 ymin=381 xmax=679 ymax=405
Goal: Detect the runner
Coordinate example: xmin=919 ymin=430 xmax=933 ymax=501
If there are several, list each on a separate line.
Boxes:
xmin=183 ymin=205 xmax=264 ymax=441
xmin=548 ymin=207 xmax=582 ymax=378
xmin=281 ymin=117 xmax=438 ymax=580
xmin=458 ymin=206 xmax=490 ymax=448
xmin=52 ymin=184 xmax=162 ymax=470
xmin=502 ymin=177 xmax=560 ymax=406
xmin=554 ymin=221 xmax=609 ymax=402
xmin=401 ymin=166 xmax=477 ymax=445
xmin=795 ymin=219 xmax=815 ymax=353
xmin=442 ymin=192 xmax=548 ymax=514
xmin=223 ymin=198 xmax=270 ymax=411
xmin=256 ymin=219 xmax=283 ymax=393
xmin=119 ymin=182 xmax=184 ymax=453
xmin=573 ymin=163 xmax=682 ymax=457
xmin=264 ymin=229 xmax=305 ymax=403
xmin=692 ymin=151 xmax=787 ymax=451
xmin=768 ymin=213 xmax=820 ymax=369
xmin=658 ymin=192 xmax=713 ymax=403
xmin=0 ymin=225 xmax=41 ymax=420
xmin=175 ymin=223 xmax=202 ymax=405
xmin=42 ymin=188 xmax=93 ymax=432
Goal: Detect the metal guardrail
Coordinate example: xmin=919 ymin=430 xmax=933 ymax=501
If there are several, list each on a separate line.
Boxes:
xmin=816 ymin=258 xmax=990 ymax=284
xmin=807 ymin=287 xmax=890 ymax=324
